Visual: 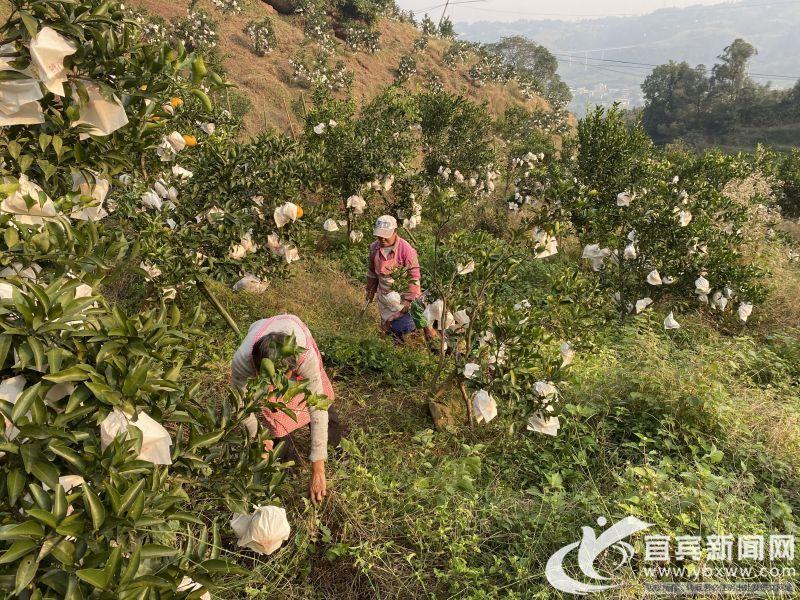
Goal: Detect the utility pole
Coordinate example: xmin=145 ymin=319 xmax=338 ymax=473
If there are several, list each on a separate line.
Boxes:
xmin=439 ymin=0 xmax=451 ymax=26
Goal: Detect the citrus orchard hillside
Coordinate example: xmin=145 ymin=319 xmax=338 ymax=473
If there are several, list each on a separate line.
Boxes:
xmin=0 ymin=1 xmax=799 ymax=598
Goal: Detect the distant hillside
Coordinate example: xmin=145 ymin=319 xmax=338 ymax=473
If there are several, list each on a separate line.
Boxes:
xmin=457 ymin=1 xmax=800 ymax=116
xmin=126 ymin=0 xmax=553 ymax=136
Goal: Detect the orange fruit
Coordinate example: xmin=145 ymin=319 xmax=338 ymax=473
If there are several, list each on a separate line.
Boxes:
xmin=170 ymin=97 xmax=184 ymax=108
xmin=296 ymin=205 xmax=304 ymax=218
xmin=182 ymin=134 xmax=197 ymax=147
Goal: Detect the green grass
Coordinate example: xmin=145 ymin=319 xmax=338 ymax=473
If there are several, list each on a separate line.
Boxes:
xmin=173 ymin=247 xmax=800 ymax=599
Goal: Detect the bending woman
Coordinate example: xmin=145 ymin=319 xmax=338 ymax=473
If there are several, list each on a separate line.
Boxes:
xmin=231 ymin=314 xmax=346 ymax=502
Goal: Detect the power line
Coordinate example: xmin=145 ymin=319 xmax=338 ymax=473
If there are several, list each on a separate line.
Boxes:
xmin=408 ymin=0 xmax=486 ymax=15
xmin=439 ymin=0 xmax=800 ymax=20
xmin=552 ymin=52 xmax=800 ymax=81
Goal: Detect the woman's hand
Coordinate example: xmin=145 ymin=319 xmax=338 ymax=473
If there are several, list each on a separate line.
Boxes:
xmin=309 ymin=460 xmax=327 ymax=503
xmin=261 ymin=438 xmax=274 ymax=459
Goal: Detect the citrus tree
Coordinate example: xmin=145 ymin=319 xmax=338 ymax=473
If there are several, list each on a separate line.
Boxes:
xmin=421 ymin=185 xmax=569 ymax=435
xmin=0 ymin=1 xmax=301 ymax=596
xmin=567 ymin=106 xmax=767 ymax=324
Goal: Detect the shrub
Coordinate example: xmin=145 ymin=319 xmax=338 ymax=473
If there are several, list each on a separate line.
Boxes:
xmin=211 ymin=0 xmax=245 ymax=14
xmin=245 ymin=17 xmax=278 ymax=56
xmin=421 ymin=187 xmax=570 ymax=429
xmin=420 ymin=14 xmax=437 ymax=36
xmin=417 ymin=92 xmax=496 ymax=182
xmin=173 ymin=9 xmax=219 ymax=53
xmin=412 ymin=35 xmax=429 ymax=53
xmin=777 ymin=149 xmax=800 ymax=217
xmin=439 ymin=16 xmax=455 ymax=39
xmin=395 ymin=54 xmax=418 ymax=84
xmin=290 ymin=52 xmax=353 ymax=91
xmin=567 ymin=106 xmax=770 ymax=322
xmin=342 ymin=21 xmax=380 ymax=53
xmin=303 ymin=87 xmax=419 ymax=235
xmin=0 ymin=2 xmax=294 ymax=595
xmin=443 ymin=40 xmax=473 ymax=68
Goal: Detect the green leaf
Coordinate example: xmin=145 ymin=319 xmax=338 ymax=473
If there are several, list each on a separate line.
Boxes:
xmin=7 ymin=468 xmax=26 ymax=506
xmin=198 ymin=558 xmax=248 ymax=574
xmin=76 ymin=567 xmax=108 ymax=590
xmin=44 ymin=365 xmax=93 ymax=384
xmin=19 ymin=11 xmax=38 ymax=37
xmin=14 ymin=553 xmax=37 ymax=596
xmin=0 ymin=335 xmax=11 ymax=370
xmin=118 ymin=479 xmax=145 ymax=515
xmin=0 ymin=521 xmax=44 ymax=540
xmin=53 ymin=484 xmax=68 ymax=522
xmin=0 ymin=540 xmax=37 ymax=565
xmin=26 ymin=509 xmax=57 ymax=530
xmin=168 ymin=511 xmax=204 ymax=525
xmin=11 ymin=382 xmax=40 ymax=423
xmin=190 ymin=88 xmax=213 ymax=112
xmin=0 ymin=71 xmax=30 ymax=83
xmin=82 ymin=485 xmax=106 ymax=531
xmin=189 ymin=429 xmax=225 ymax=451
xmin=31 ymin=459 xmax=59 ymax=490
xmin=140 ymin=544 xmax=179 ymax=558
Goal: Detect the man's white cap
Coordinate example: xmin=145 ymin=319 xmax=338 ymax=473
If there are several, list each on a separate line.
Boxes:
xmin=373 ymin=215 xmax=397 ymax=238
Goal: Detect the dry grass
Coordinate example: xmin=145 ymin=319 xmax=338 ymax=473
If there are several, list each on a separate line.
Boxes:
xmin=132 ymin=0 xmax=555 ymax=137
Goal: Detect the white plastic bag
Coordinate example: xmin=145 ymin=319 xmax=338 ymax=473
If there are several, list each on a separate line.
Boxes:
xmin=0 ymin=44 xmax=44 ymax=125
xmin=242 ymin=413 xmax=259 ymax=439
xmin=29 ymin=27 xmax=77 ymax=96
xmin=423 ymin=300 xmax=454 ymax=330
xmin=0 ymin=375 xmax=26 ymax=440
xmin=534 ymin=381 xmax=558 ymax=399
xmin=471 ymin=389 xmax=497 ymax=424
xmin=273 ymin=202 xmax=300 ymax=228
xmin=70 ymin=171 xmax=110 ymax=221
xmin=738 ymin=302 xmax=753 ymax=322
xmin=635 ymin=297 xmax=653 ymax=314
xmin=694 ymin=276 xmax=711 ymax=295
xmin=233 ymin=275 xmax=269 ymax=294
xmin=58 ymin=475 xmax=85 ymax=493
xmin=581 ymin=244 xmax=611 ymax=271
xmin=664 ymin=312 xmax=680 ymax=330
xmin=646 ymin=270 xmax=662 ymax=286
xmin=99 ymin=408 xmax=173 ymax=465
xmin=453 ymin=309 xmax=470 ymax=328
xmin=382 ymin=291 xmax=405 ymax=313
xmin=230 ymin=505 xmax=291 ymax=555
xmin=73 ymin=84 xmax=129 ymax=138
xmin=463 ymin=363 xmax=480 ymax=379
xmin=1 ymin=175 xmax=57 ymax=225
xmin=526 ymin=408 xmax=560 ymax=437
xmin=172 ymin=165 xmax=193 ymax=179
xmin=346 ymin=195 xmax=366 ymax=215
xmin=457 ymin=260 xmax=475 ymax=275
xmin=560 ymin=342 xmax=574 ymax=367
xmin=323 ymin=218 xmax=339 ymax=232
xmin=44 ymin=382 xmax=75 ymax=405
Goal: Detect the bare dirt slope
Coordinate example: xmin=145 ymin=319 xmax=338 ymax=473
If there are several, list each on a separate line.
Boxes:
xmin=132 ymin=0 xmax=552 ymax=136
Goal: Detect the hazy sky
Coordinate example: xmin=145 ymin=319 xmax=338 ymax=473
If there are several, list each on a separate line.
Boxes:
xmin=395 ymin=0 xmax=737 ymax=23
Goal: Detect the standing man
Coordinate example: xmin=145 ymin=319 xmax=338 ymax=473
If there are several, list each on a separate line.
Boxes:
xmin=231 ymin=314 xmax=346 ymax=503
xmin=366 ymin=215 xmax=436 ymax=343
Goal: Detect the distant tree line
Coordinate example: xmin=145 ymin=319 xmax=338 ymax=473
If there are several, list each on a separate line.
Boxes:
xmin=639 ymin=39 xmax=800 ymax=145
